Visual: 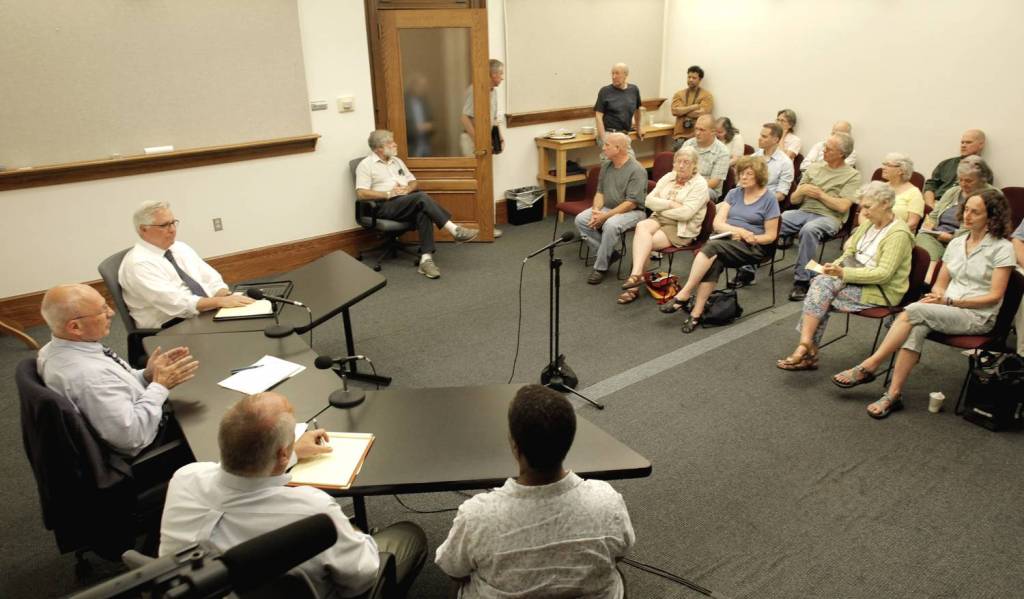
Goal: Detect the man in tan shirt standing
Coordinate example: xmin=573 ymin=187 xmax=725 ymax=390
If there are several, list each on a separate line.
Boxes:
xmin=671 ymin=65 xmax=714 ymax=151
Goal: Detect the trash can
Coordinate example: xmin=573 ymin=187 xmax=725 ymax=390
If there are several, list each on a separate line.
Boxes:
xmin=505 ymin=186 xmax=545 ymax=225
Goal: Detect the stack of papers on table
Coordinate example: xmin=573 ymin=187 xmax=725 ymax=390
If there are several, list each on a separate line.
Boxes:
xmin=214 ymin=299 xmax=274 ymax=320
xmin=288 ymin=433 xmax=375 ymax=490
xmin=218 ymin=355 xmax=305 ymax=394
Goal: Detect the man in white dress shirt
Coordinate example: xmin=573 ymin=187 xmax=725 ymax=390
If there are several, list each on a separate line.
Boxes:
xmin=119 ymin=200 xmax=252 ymax=330
xmin=37 ymin=283 xmax=198 ymax=456
xmin=356 ymin=129 xmax=479 ymax=279
xmin=160 ymin=392 xmax=427 ymax=598
xmin=800 ymin=121 xmax=858 ymax=172
xmin=435 ymin=385 xmax=635 ymax=598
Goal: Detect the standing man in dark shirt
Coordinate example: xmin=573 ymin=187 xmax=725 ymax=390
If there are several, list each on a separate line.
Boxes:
xmin=594 ymin=63 xmax=643 ymax=147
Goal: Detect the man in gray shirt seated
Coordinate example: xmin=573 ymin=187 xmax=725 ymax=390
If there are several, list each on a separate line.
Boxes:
xmin=575 ymin=132 xmax=648 ymax=284
xmin=435 ymin=385 xmax=635 ymax=598
xmin=36 ymin=283 xmax=198 ymax=456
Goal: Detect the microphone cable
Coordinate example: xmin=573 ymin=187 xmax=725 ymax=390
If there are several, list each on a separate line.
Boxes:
xmin=621 ymin=556 xmax=732 ymax=598
xmin=506 ymin=258 xmax=528 ymax=384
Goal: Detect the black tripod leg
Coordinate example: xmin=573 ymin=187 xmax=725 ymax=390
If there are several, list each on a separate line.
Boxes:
xmin=558 ymin=384 xmax=604 ymax=410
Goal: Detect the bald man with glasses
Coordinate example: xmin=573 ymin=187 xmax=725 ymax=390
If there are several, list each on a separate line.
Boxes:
xmin=119 ymin=200 xmax=252 ymax=329
xmin=37 ymin=283 xmax=198 ymax=456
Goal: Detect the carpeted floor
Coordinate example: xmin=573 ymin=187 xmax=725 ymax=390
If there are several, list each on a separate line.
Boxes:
xmin=1 ymin=216 xmax=1021 ymax=598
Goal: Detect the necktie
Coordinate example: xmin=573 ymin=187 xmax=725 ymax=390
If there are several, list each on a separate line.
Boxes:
xmin=102 ymin=346 xmax=132 ymax=372
xmin=164 ymin=250 xmax=208 ymax=297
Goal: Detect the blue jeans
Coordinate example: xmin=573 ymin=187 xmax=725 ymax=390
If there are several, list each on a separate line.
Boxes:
xmin=779 ymin=210 xmax=840 ymax=283
xmin=574 ymin=208 xmax=645 ymax=271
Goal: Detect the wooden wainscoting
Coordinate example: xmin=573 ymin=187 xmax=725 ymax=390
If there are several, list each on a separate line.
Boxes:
xmin=0 ymin=227 xmax=379 ymax=330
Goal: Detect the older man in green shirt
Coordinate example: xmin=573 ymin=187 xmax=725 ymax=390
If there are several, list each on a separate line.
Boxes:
xmin=780 ymin=132 xmax=862 ymax=301
xmin=922 ymin=129 xmax=990 ymax=208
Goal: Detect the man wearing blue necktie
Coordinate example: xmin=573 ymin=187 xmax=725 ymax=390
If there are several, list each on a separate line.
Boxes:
xmin=119 ymin=200 xmax=253 ymax=329
xmin=37 ymin=284 xmax=198 ymax=456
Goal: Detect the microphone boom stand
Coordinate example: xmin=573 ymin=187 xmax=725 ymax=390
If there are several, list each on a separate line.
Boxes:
xmin=539 ymin=245 xmax=604 ymax=409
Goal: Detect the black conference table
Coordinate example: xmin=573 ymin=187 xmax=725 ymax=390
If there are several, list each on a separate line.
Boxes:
xmin=159 ymin=250 xmax=389 ymax=386
xmin=144 ymin=332 xmax=333 ymax=463
xmin=313 ymin=384 xmax=653 ymax=529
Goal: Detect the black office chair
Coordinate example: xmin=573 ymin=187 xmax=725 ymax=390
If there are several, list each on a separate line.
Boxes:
xmin=98 ymin=249 xmax=160 ymax=368
xmin=348 ymin=157 xmax=419 ymax=272
xmin=16 ymin=359 xmax=176 ymax=574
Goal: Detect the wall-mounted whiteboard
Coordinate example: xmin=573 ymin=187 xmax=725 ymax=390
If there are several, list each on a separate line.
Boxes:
xmin=503 ymin=0 xmax=665 ymax=113
xmin=0 ymin=0 xmax=312 ymax=168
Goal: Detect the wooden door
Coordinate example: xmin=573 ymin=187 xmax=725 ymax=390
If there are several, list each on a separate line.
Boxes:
xmin=379 ymin=9 xmax=493 ymax=241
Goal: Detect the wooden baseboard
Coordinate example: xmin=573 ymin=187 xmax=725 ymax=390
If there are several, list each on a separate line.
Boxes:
xmin=0 ymin=227 xmax=379 ymax=330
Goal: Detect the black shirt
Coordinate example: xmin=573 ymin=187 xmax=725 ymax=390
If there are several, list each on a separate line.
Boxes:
xmin=594 ymin=84 xmax=641 ymax=132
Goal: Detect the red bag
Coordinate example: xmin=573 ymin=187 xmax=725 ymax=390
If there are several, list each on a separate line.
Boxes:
xmin=644 ymin=271 xmax=680 ymax=304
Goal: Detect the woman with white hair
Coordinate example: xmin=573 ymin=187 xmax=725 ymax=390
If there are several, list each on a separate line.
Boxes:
xmin=778 ymin=182 xmax=915 ymax=370
xmin=915 ymin=155 xmax=996 ymax=263
xmin=878 ymin=152 xmax=925 ymax=230
xmin=617 ymin=146 xmax=707 ymax=304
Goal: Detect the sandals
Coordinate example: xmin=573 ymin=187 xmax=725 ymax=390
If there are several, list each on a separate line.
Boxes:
xmin=621 ymin=275 xmax=644 ymax=290
xmin=832 ymin=365 xmax=877 ymax=389
xmin=680 ymin=315 xmax=701 ymax=333
xmin=776 ymin=342 xmax=819 ymax=371
xmin=617 ymin=287 xmax=640 ymax=304
xmin=867 ymin=392 xmax=904 ymax=419
xmin=659 ymin=296 xmax=693 ymax=314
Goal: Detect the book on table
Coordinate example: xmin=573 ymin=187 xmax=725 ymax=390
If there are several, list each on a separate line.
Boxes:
xmin=214 ymin=298 xmax=274 ymax=320
xmin=288 ymin=432 xmax=375 ymax=490
xmin=217 ymin=355 xmax=305 ymax=394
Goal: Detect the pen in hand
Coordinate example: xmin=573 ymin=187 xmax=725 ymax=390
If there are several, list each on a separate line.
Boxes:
xmin=230 ymin=364 xmax=264 ymax=374
xmin=312 ymin=419 xmax=324 ymax=445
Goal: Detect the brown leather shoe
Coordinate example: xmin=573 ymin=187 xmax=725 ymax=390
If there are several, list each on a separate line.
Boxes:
xmin=587 ymin=270 xmax=606 ymax=285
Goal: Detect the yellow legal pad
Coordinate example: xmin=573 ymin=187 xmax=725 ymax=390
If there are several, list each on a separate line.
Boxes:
xmin=288 ymin=432 xmax=375 ymax=490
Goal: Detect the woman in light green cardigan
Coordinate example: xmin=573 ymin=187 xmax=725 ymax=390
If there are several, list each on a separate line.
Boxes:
xmin=778 ymin=182 xmax=914 ymax=370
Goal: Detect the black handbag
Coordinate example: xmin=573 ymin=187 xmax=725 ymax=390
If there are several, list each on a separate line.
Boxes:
xmin=701 ymin=289 xmax=743 ymax=326
xmin=961 ymin=352 xmax=1024 ymax=431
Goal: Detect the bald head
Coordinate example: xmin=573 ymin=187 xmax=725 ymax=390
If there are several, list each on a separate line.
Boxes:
xmin=40 ymin=283 xmax=112 ymax=343
xmin=219 ymin=392 xmax=296 ymax=477
xmin=832 ymin=121 xmax=852 ymax=135
xmin=961 ymin=129 xmax=986 ymax=157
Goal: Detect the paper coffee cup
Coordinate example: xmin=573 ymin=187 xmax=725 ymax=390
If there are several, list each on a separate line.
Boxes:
xmin=928 ymin=392 xmax=945 ymax=413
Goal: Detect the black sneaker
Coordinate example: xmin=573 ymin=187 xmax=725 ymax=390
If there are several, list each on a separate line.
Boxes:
xmin=728 ymin=269 xmax=755 ymax=289
xmin=788 ymin=283 xmax=809 ymax=302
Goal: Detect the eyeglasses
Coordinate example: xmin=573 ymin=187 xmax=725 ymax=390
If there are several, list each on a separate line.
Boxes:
xmin=144 ymin=219 xmax=180 ymax=229
xmin=69 ymin=304 xmax=112 ymax=321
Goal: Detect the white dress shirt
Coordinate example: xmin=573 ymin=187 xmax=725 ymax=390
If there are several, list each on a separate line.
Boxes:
xmin=435 ymin=472 xmax=635 ymax=599
xmin=37 ymin=336 xmax=167 ymax=456
xmin=160 ymin=462 xmax=380 ymax=599
xmin=354 ymin=153 xmax=416 ymax=194
xmin=800 ymin=139 xmax=858 ymax=171
xmin=119 ymin=239 xmax=228 ymax=329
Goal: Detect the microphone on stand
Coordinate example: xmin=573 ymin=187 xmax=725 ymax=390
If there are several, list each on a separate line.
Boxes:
xmin=246 ymin=287 xmax=306 ymax=307
xmin=315 ymin=354 xmax=370 ymax=408
xmin=524 ymin=231 xmax=575 ymax=261
xmin=247 ymin=288 xmax=314 ymax=338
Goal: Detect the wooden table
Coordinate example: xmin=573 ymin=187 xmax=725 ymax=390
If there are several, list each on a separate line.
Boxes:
xmin=535 ymin=124 xmax=674 ymax=211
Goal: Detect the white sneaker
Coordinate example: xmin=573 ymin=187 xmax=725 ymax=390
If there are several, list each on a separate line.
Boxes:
xmin=418 ymin=259 xmax=440 ymax=279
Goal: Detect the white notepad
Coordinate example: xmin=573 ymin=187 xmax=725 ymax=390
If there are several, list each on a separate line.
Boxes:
xmin=214 ymin=299 xmax=273 ymax=320
xmin=805 ymin=259 xmax=825 ymax=274
xmin=708 ymin=232 xmax=732 ymax=240
xmin=288 ymin=433 xmax=375 ymax=490
xmin=217 ymin=355 xmax=305 ymax=394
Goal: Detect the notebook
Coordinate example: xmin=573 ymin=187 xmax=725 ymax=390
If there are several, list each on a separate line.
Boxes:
xmin=217 ymin=355 xmax=305 ymax=394
xmin=288 ymin=433 xmax=375 ymax=490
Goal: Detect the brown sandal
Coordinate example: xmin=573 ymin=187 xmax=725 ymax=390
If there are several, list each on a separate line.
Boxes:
xmin=617 ymin=287 xmax=641 ymax=304
xmin=621 ymin=274 xmax=644 ymax=290
xmin=777 ymin=342 xmax=819 ymax=371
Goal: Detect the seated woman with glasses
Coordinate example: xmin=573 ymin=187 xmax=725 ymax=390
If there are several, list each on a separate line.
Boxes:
xmin=659 ymin=155 xmax=779 ymax=332
xmin=778 ymin=182 xmax=914 ymax=371
xmin=617 ymin=146 xmax=707 ymax=304
xmin=876 ymin=152 xmax=924 ymax=231
xmin=832 ymin=188 xmax=1016 ymax=419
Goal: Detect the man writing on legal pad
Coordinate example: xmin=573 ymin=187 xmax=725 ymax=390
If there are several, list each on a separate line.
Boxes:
xmin=160 ymin=392 xmax=427 ymax=598
xmin=119 ymin=200 xmax=253 ymax=329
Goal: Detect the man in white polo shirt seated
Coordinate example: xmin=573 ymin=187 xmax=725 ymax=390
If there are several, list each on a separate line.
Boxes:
xmin=355 ymin=129 xmax=479 ymax=280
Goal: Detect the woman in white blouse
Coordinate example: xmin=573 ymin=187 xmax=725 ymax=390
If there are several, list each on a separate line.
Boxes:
xmin=617 ymin=146 xmax=708 ymax=304
xmin=832 ymin=188 xmax=1016 ymax=419
xmin=715 ymin=117 xmax=745 ymax=166
xmin=776 ymin=108 xmax=801 ymax=160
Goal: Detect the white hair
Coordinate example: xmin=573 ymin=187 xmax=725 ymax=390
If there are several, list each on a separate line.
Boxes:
xmin=856 ymin=181 xmax=895 ymax=210
xmin=883 ymin=152 xmax=914 ymax=182
xmin=133 ymin=200 xmax=171 ymax=231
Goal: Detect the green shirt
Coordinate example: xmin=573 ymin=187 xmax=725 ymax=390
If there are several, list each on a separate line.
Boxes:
xmin=797 ymin=162 xmax=862 ymax=224
xmin=837 ymin=218 xmax=915 ymax=306
xmin=923 ymin=155 xmax=997 ymax=198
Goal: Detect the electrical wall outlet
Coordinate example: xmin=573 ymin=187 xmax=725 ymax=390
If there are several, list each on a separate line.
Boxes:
xmin=213 ymin=218 xmax=223 ymax=232
xmin=337 ymin=95 xmax=354 ymax=112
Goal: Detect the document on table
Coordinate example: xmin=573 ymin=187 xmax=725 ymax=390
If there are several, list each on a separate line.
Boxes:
xmin=218 ymin=355 xmax=305 ymax=394
xmin=213 ymin=299 xmax=274 ymax=320
xmin=288 ymin=433 xmax=375 ymax=490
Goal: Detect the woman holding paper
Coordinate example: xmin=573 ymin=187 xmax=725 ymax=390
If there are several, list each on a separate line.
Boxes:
xmin=831 ymin=189 xmax=1015 ymax=418
xmin=778 ymin=182 xmax=914 ymax=371
xmin=659 ymin=155 xmax=779 ymax=333
xmin=617 ymin=146 xmax=708 ymax=304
